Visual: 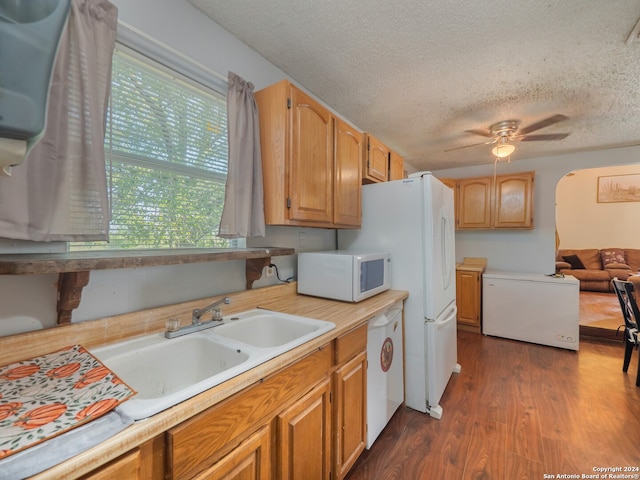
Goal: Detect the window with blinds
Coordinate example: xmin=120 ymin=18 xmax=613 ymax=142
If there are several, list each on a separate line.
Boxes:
xmin=73 ymin=47 xmax=233 ymax=250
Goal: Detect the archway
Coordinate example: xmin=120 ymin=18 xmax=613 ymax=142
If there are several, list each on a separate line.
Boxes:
xmin=556 ymin=163 xmax=640 ymax=338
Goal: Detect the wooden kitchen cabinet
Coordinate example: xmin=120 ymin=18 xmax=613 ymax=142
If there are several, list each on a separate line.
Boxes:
xmin=80 ymin=437 xmax=164 ymax=480
xmin=79 ymin=450 xmax=141 ymax=480
xmin=255 ymin=80 xmax=362 ymax=228
xmin=334 ymin=118 xmax=364 ymax=226
xmin=493 ymin=172 xmax=534 ymax=228
xmin=192 ymin=426 xmax=271 ymax=480
xmin=363 ymin=134 xmax=389 ymax=183
xmin=456 ymin=259 xmax=487 ymax=332
xmin=333 ymin=351 xmax=367 ymax=479
xmin=438 ymin=178 xmax=457 ymax=190
xmin=453 ymin=172 xmax=534 ymax=230
xmin=277 ymin=379 xmax=332 ymax=480
xmin=389 ymin=151 xmax=404 ymax=180
xmin=333 ymin=324 xmax=367 ymax=479
xmin=457 ymin=176 xmax=492 ymax=229
xmin=363 ymin=134 xmax=405 ymax=183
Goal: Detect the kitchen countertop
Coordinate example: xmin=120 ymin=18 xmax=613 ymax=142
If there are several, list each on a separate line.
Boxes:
xmin=456 ymin=258 xmax=487 ymax=273
xmin=8 ymin=282 xmax=408 ymax=479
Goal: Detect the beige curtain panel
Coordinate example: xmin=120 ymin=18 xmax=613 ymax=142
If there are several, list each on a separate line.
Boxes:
xmin=218 ymin=71 xmax=265 ymax=239
xmin=0 ymin=0 xmax=117 ymax=242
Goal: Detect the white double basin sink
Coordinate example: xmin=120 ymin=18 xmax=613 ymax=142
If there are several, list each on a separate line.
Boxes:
xmin=90 ymin=309 xmax=335 ymax=420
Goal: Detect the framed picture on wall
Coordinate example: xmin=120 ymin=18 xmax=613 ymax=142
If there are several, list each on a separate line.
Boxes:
xmin=597 ymin=174 xmax=640 ymax=203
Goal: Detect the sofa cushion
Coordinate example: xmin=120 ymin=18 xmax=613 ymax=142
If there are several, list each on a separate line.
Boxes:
xmin=600 ymin=248 xmax=627 ymax=267
xmin=558 ymin=268 xmax=611 ymax=291
xmin=604 ymin=262 xmax=631 ymax=271
xmin=559 ymin=269 xmax=610 ymax=281
xmin=608 ymin=268 xmax=632 ymax=281
xmin=557 ymin=249 xmax=602 ymax=270
xmin=562 ymin=254 xmax=585 ymax=269
xmin=624 ymin=249 xmax=640 ymax=272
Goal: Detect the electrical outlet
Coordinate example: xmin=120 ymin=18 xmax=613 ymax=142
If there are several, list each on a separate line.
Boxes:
xmin=265 ymin=265 xmax=275 ymax=277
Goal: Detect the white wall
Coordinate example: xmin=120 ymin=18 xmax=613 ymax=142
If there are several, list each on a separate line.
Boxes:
xmin=433 ymin=145 xmax=640 ymax=273
xmin=114 ymin=0 xmax=284 ymax=91
xmin=556 ymin=164 xmax=640 ymax=249
xmin=0 ymin=0 xmax=337 ymax=336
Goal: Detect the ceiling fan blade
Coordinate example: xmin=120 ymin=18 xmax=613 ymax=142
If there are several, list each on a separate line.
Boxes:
xmin=464 ymin=128 xmax=492 ymax=138
xmin=519 ymin=114 xmax=569 ymax=135
xmin=519 ymin=133 xmax=570 ymax=141
xmin=444 ymin=140 xmax=492 ymax=152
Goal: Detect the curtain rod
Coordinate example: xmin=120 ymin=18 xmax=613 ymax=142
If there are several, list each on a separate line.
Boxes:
xmin=117 ymin=19 xmax=228 ymax=84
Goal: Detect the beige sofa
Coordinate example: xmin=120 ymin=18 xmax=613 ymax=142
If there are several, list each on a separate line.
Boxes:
xmin=555 ymin=248 xmax=640 ymax=292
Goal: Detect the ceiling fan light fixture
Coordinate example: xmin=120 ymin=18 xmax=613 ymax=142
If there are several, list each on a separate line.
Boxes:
xmin=491 ymin=142 xmax=515 ymax=158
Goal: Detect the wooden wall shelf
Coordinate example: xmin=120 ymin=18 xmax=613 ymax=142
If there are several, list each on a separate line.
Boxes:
xmin=0 ymin=247 xmax=295 ymax=274
xmin=0 ymin=247 xmax=295 ymax=324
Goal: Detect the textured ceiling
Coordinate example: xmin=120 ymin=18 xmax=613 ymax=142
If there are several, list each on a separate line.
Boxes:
xmin=188 ymin=0 xmax=640 ymax=171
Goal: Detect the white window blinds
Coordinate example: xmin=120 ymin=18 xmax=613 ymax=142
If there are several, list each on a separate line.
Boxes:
xmin=74 ymin=47 xmax=232 ymax=250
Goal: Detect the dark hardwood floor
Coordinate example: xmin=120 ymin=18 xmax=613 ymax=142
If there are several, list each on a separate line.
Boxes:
xmin=346 ymin=330 xmax=640 ymax=480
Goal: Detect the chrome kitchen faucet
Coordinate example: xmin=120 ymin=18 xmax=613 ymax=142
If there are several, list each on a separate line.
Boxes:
xmin=192 ymin=296 xmax=231 ymax=324
xmin=164 ymin=296 xmax=231 ymax=339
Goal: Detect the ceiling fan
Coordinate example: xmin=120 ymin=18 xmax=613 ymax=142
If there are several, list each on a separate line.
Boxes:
xmin=446 ymin=114 xmax=570 ymax=158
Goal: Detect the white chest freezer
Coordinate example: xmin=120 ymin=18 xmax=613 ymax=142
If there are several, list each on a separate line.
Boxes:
xmin=482 ymin=271 xmax=580 ymax=351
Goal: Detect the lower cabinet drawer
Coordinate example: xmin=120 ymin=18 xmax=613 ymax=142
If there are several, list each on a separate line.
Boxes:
xmin=80 ymin=449 xmax=141 ymax=480
xmin=334 ymin=323 xmax=367 ymax=365
xmin=80 ymin=436 xmax=164 ymax=480
xmin=190 ymin=425 xmax=271 ymax=480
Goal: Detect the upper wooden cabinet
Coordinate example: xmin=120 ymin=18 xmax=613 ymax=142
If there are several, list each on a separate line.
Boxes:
xmin=442 ymin=172 xmax=534 ymax=230
xmin=389 ymin=151 xmax=404 ymax=181
xmin=458 ymin=176 xmax=493 ymax=229
xmin=255 ymin=80 xmax=361 ymax=228
xmin=363 ymin=134 xmax=389 ymax=183
xmin=363 ymin=134 xmax=404 ymax=183
xmin=334 ymin=118 xmax=364 ymax=227
xmin=493 ymin=172 xmax=534 ymax=228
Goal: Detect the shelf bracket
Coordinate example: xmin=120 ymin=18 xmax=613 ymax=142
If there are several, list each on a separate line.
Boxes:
xmin=57 ymin=271 xmax=90 ymax=325
xmin=245 ymin=257 xmax=271 ymax=290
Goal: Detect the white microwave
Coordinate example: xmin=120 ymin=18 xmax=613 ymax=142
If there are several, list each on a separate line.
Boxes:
xmin=297 ymin=251 xmax=391 ymax=302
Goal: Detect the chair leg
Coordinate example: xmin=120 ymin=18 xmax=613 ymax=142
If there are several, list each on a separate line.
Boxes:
xmin=636 ymin=349 xmax=640 ymax=387
xmin=623 ymin=340 xmax=634 ymax=372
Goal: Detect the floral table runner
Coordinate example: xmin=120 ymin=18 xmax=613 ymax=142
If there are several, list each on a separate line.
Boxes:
xmin=0 ymin=345 xmax=136 ymax=459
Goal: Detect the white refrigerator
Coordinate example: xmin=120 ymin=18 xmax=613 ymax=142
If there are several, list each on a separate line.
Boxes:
xmin=339 ymin=172 xmax=459 ymax=419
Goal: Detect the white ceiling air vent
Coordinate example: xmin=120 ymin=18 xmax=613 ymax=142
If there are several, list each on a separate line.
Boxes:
xmin=626 ymin=17 xmax=640 ymax=45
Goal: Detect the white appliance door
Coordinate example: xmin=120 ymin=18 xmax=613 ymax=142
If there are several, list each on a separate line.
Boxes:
xmin=422 ymin=175 xmax=456 ymax=321
xmin=366 ymin=305 xmax=404 ymax=448
xmin=425 ymin=301 xmax=458 ymax=417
